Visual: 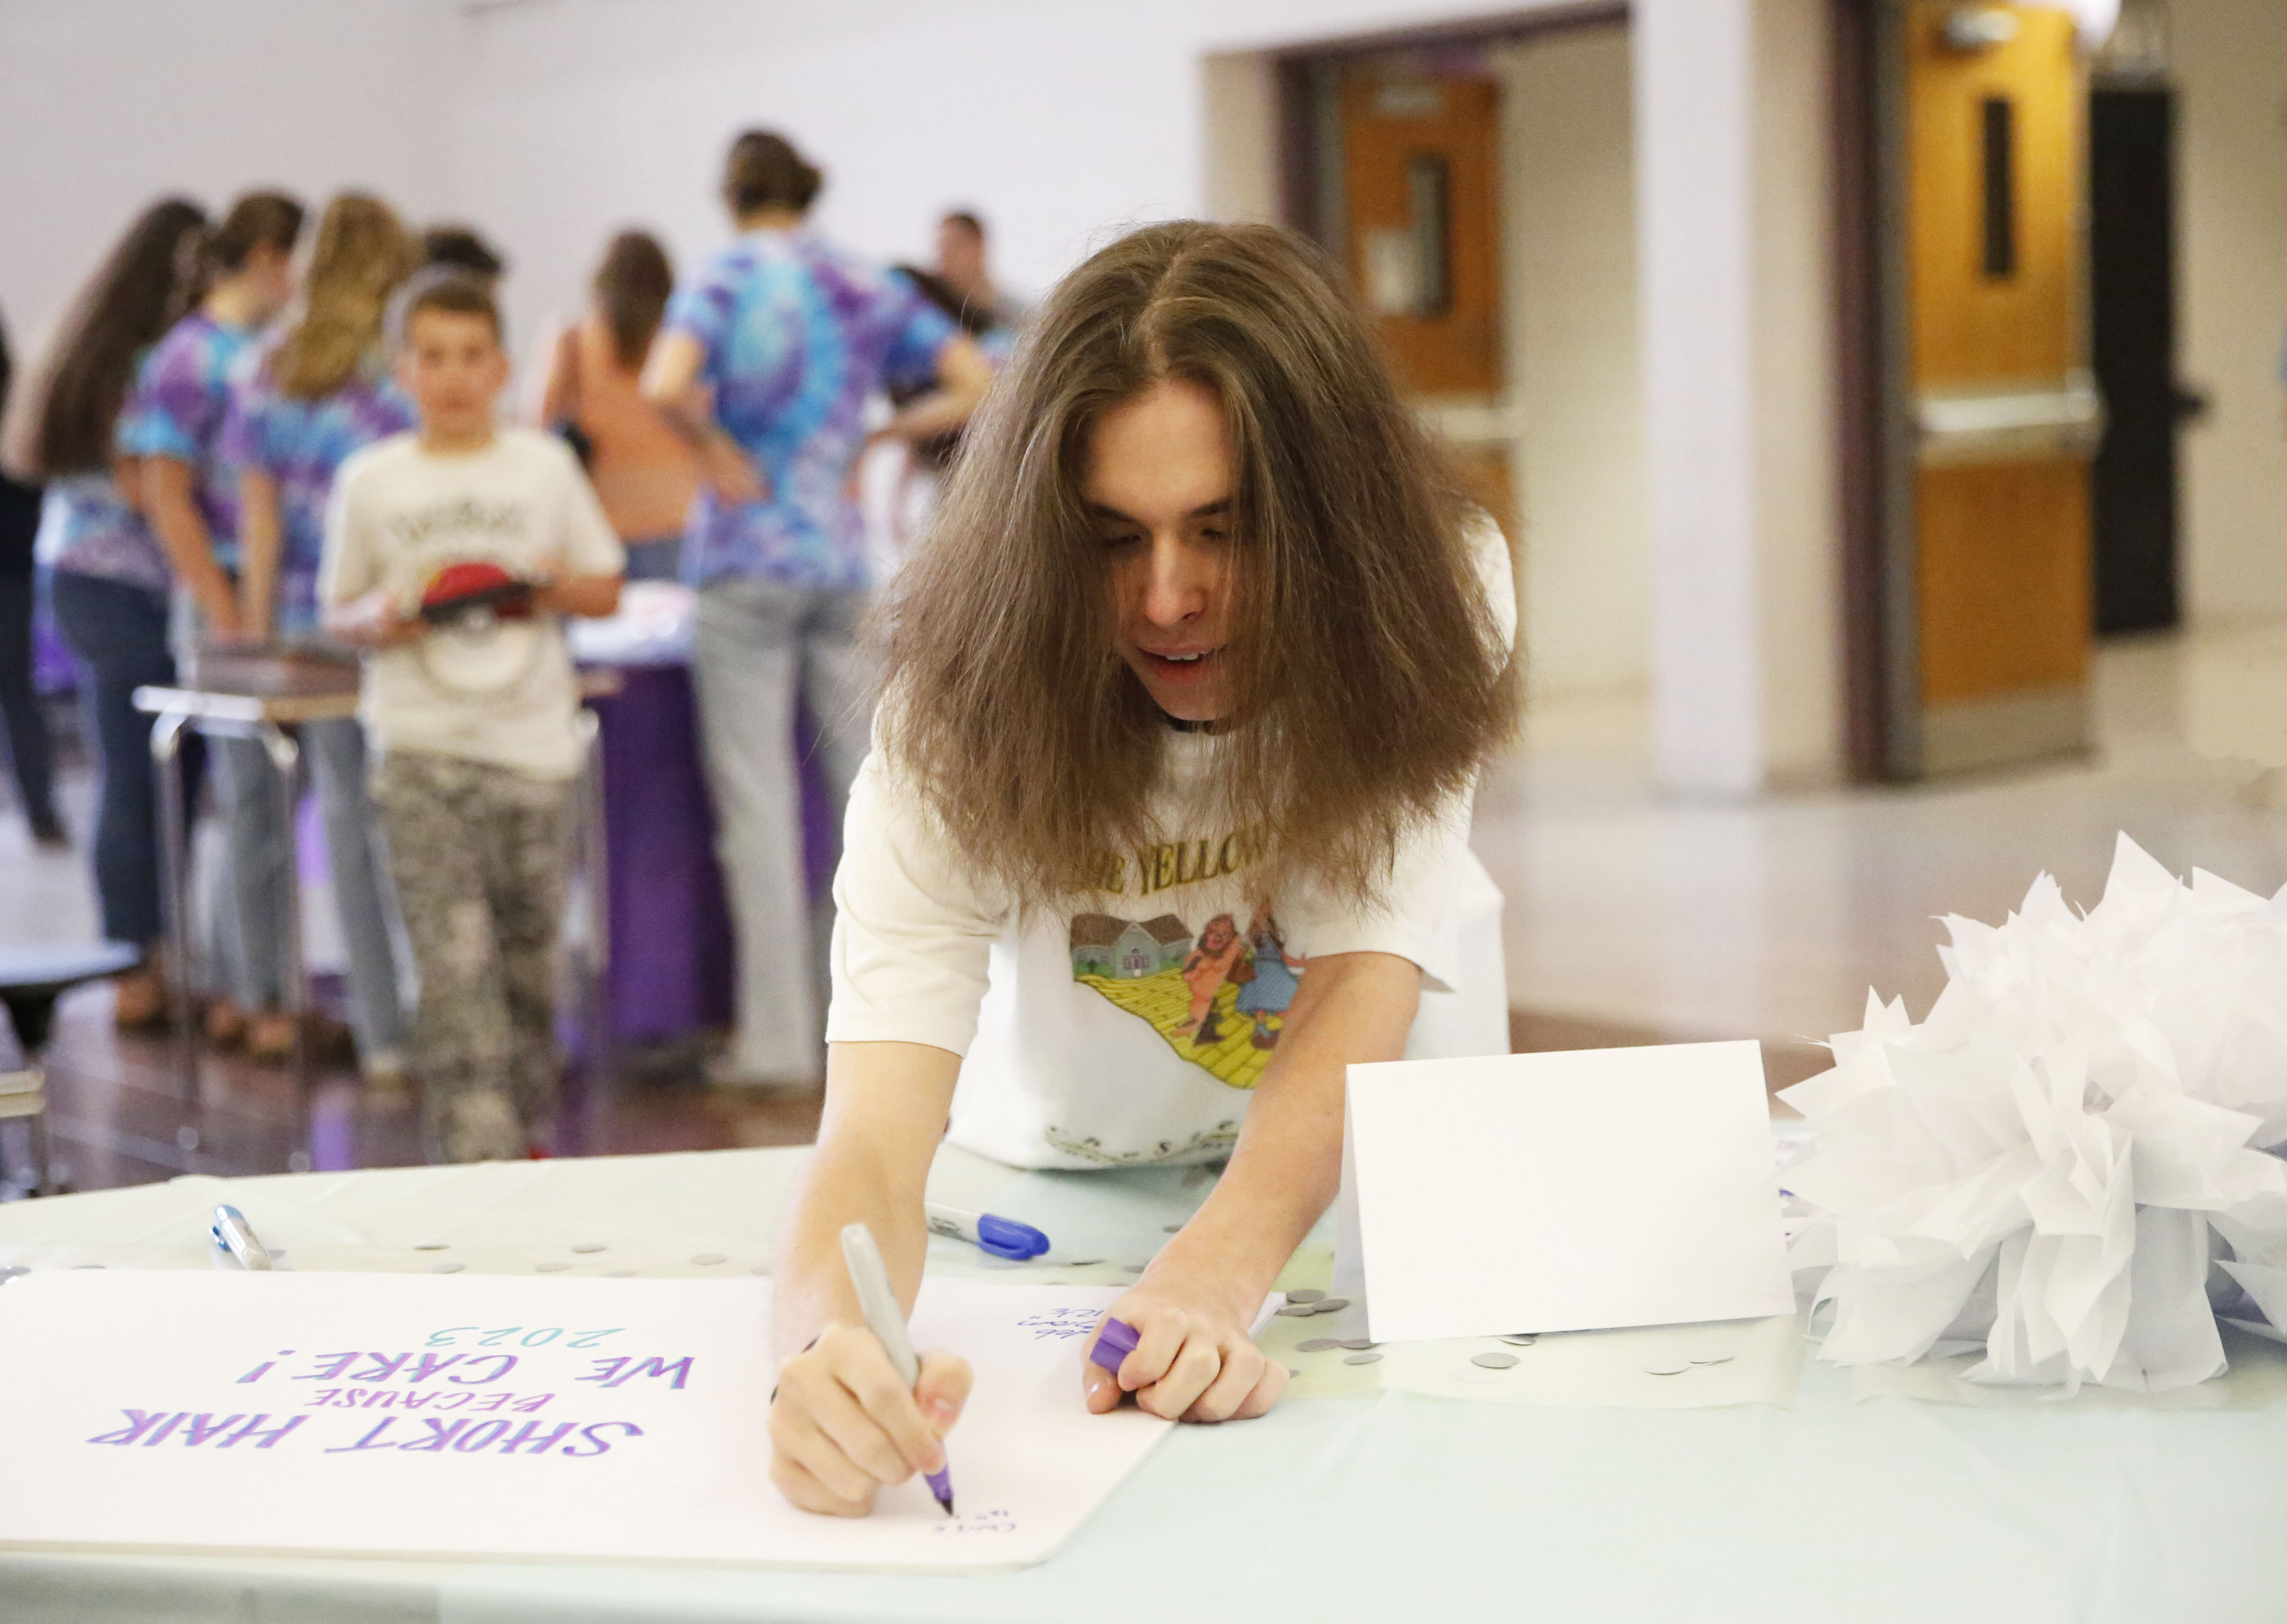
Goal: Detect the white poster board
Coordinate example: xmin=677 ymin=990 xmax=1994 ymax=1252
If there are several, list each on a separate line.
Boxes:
xmin=1344 ymin=1041 xmax=1795 ymax=1343
xmin=0 ymin=1271 xmax=1168 ymax=1572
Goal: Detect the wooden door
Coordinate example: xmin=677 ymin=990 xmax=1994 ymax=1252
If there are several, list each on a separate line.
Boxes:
xmin=1340 ymin=74 xmax=1503 ymax=399
xmin=1903 ymin=3 xmax=2097 ymax=774
xmin=1337 ymin=72 xmax=1515 ymax=548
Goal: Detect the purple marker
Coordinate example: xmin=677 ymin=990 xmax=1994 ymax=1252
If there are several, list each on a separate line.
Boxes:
xmin=840 ymin=1224 xmax=955 ymax=1515
xmin=1089 ymin=1316 xmax=1141 ymax=1377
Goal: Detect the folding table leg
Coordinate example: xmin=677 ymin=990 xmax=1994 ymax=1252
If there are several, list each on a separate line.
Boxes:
xmin=258 ymin=722 xmax=314 ymax=1172
xmin=149 ymin=709 xmax=198 ymax=1099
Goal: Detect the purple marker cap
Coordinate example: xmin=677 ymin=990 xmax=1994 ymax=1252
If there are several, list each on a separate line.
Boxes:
xmin=1089 ymin=1316 xmax=1141 ymax=1375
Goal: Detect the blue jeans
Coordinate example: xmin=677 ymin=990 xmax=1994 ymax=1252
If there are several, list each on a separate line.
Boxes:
xmin=50 ymin=569 xmax=200 ymax=945
xmin=692 ymin=578 xmax=872 ymax=1078
xmin=206 ymin=710 xmax=406 ymax=1055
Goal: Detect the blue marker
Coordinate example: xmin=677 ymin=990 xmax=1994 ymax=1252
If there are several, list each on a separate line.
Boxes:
xmin=925 ymin=1201 xmax=1049 ymax=1262
xmin=210 ymin=1205 xmax=273 ymax=1271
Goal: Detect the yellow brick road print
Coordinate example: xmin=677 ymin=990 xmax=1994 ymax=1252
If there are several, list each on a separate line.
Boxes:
xmin=1075 ymin=968 xmax=1278 ymax=1090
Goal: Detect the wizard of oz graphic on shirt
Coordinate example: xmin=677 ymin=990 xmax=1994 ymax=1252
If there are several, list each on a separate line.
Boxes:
xmin=1067 ymin=827 xmax=1305 ymax=1091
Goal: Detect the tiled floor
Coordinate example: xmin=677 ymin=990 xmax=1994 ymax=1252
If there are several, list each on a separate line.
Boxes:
xmin=1478 ymin=627 xmax=2287 ymax=1061
xmin=2 ymin=621 xmax=2278 ymax=1192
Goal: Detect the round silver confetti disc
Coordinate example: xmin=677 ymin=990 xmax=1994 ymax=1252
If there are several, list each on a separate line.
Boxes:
xmin=1284 ymin=1288 xmax=1325 ymax=1305
xmin=691 ymin=1253 xmax=727 ymax=1265
xmin=571 ymin=1244 xmax=606 ymax=1255
xmin=1500 ymin=1334 xmax=1538 ymax=1347
xmin=413 ymin=1243 xmax=450 ymax=1251
xmin=535 ymin=1261 xmax=571 ymax=1272
xmin=1343 ymin=1351 xmax=1384 ymax=1366
xmin=1296 ymin=1337 xmax=1342 ymax=1352
xmin=1689 ymin=1354 xmax=1735 ymax=1366
xmin=1274 ymin=1303 xmax=1318 ymax=1317
xmin=1470 ymin=1350 xmax=1520 ymax=1370
xmin=71 ymin=1263 xmax=104 ymax=1270
xmin=429 ymin=1262 xmax=465 ymax=1274
xmin=1309 ymin=1297 xmax=1350 ymax=1314
xmin=1122 ymin=1264 xmax=1148 ymax=1275
xmin=1162 ymin=1223 xmax=1183 ymax=1233
xmin=1338 ymin=1338 xmax=1376 ymax=1351
xmin=1062 ymin=1258 xmax=1105 ymax=1267
xmin=1642 ymin=1360 xmax=1692 ymax=1376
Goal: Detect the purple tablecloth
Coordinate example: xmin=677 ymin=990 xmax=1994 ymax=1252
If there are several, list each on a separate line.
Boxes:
xmin=586 ymin=663 xmax=838 ymax=1046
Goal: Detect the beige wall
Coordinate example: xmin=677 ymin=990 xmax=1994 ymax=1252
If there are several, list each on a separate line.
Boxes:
xmin=1749 ymin=0 xmax=1841 ymax=782
xmin=2174 ymin=0 xmax=2287 ymax=627
xmin=1494 ymin=26 xmax=1653 ymax=701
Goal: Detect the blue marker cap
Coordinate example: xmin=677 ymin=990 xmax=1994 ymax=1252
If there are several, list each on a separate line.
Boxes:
xmin=976 ymin=1212 xmax=1050 ymax=1262
xmin=1089 ymin=1316 xmax=1141 ymax=1375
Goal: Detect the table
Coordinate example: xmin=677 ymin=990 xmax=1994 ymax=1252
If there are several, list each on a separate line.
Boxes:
xmin=577 ymin=660 xmax=840 ymax=1048
xmin=133 ymin=656 xmax=620 ymax=1134
xmin=0 ymin=1144 xmax=2278 ymax=1624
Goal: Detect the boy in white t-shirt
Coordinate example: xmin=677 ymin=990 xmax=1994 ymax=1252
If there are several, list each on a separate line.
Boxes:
xmin=321 ymin=274 xmax=625 ymax=1162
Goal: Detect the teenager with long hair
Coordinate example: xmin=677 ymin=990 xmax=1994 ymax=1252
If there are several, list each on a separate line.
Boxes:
xmin=122 ymin=189 xmax=306 ymax=1061
xmin=533 ymin=229 xmax=693 ymax=581
xmin=766 ymin=221 xmax=1519 ymax=1516
xmin=3 ymin=197 xmax=210 ymax=1024
xmin=225 ymin=192 xmax=420 ymax=1083
xmin=642 ymin=131 xmax=993 ymax=1091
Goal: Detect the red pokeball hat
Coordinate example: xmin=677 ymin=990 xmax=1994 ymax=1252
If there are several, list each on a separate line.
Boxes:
xmin=418 ymin=560 xmax=535 ymax=624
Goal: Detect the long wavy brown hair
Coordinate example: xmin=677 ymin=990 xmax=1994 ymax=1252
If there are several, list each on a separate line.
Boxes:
xmin=273 ymin=193 xmax=418 ymax=399
xmin=877 ymin=220 xmax=1518 ymax=912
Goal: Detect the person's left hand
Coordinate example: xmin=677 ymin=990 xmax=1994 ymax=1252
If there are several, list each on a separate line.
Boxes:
xmin=1082 ymin=1264 xmax=1286 ymax=1424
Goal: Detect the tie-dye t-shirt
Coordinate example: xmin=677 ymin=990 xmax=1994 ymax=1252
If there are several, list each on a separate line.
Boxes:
xmin=222 ymin=353 xmax=416 ymax=634
xmin=117 ymin=311 xmax=258 ymax=567
xmin=48 ymin=471 xmax=171 ymax=595
xmin=662 ymin=228 xmax=956 ymax=590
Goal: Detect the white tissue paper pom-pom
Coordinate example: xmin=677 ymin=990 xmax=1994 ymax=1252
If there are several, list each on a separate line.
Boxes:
xmin=1780 ymin=833 xmax=2287 ymax=1394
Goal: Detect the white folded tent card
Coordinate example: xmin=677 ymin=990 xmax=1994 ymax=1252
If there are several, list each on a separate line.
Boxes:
xmin=1343 ymin=1041 xmax=1795 ymax=1343
xmin=0 ymin=1271 xmax=1166 ymax=1572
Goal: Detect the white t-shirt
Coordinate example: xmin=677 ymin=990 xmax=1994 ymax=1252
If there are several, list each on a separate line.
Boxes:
xmin=321 ymin=428 xmax=625 ymax=781
xmin=826 ymin=522 xmax=1517 ymax=1171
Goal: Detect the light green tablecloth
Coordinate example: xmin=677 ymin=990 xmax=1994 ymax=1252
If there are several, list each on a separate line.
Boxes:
xmin=0 ymin=1147 xmax=2278 ymax=1623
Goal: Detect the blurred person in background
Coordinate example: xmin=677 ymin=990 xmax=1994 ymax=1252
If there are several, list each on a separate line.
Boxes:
xmin=0 ymin=306 xmax=64 ymax=848
xmin=225 ymin=192 xmax=421 ymax=1086
xmin=124 ymin=189 xmax=307 ymax=1062
xmin=2 ymin=198 xmax=210 ymax=1025
xmin=934 ymin=209 xmax=1029 ymax=338
xmin=879 ymin=263 xmax=997 ymax=550
xmin=421 ymin=226 xmax=506 ymax=295
xmin=533 ymin=230 xmax=695 ymax=581
xmin=642 ymin=130 xmax=993 ymax=1091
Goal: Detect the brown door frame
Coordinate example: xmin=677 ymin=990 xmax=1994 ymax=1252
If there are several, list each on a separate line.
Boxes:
xmin=1833 ymin=0 xmax=1924 ymax=781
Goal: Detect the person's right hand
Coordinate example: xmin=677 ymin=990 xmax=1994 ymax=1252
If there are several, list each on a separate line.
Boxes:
xmin=768 ymin=1323 xmax=971 ymax=1517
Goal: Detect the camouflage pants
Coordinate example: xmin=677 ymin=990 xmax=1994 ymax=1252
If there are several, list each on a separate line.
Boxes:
xmin=371 ymin=750 xmax=569 ymax=1164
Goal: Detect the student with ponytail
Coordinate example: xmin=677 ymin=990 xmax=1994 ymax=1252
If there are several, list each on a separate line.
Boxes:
xmin=121 ymin=188 xmax=306 ymax=1061
xmin=223 ymin=192 xmax=421 ymax=1084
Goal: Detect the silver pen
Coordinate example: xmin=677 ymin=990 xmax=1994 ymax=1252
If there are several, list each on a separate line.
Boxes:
xmin=211 ymin=1204 xmax=273 ymax=1271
